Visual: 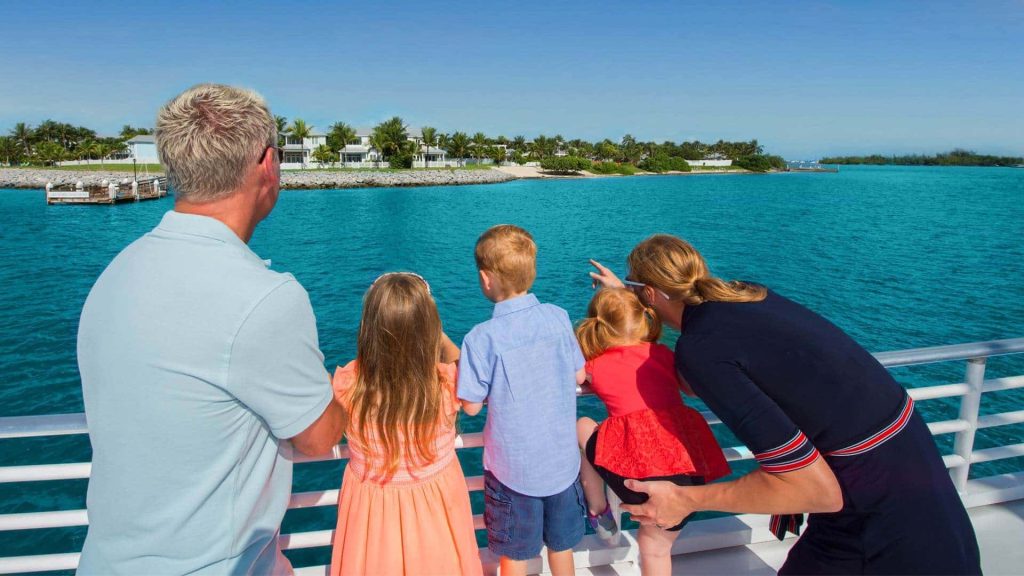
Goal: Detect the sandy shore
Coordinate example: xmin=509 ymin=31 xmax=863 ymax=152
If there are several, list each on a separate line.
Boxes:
xmin=0 ymin=167 xmax=517 ymax=190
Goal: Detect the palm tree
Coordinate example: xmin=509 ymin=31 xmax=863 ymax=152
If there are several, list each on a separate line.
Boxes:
xmin=10 ymin=123 xmax=33 ymax=157
xmin=371 ymin=117 xmax=410 ymax=163
xmin=274 ymin=116 xmax=288 ymax=146
xmin=0 ymin=136 xmax=20 ymax=166
xmin=328 ymin=122 xmax=357 ymax=164
xmin=448 ymin=132 xmax=470 ymax=167
xmin=420 ymin=126 xmax=437 ymax=168
xmin=289 ymin=119 xmax=312 ymax=168
xmin=471 ymin=132 xmax=488 ymax=164
xmin=512 ymin=135 xmax=527 ymax=153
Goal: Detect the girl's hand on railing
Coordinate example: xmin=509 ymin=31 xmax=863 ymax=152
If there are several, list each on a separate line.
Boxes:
xmin=589 ymin=259 xmax=625 ymax=290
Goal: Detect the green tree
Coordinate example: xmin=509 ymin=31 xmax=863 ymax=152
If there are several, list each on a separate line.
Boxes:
xmin=327 ymin=122 xmax=357 ymax=154
xmin=10 ymin=122 xmax=33 ymax=156
xmin=288 ymin=119 xmax=312 ymax=168
xmin=420 ymin=126 xmax=438 ymax=168
xmin=274 ymin=116 xmax=288 ymax=146
xmin=488 ymin=145 xmax=506 ymax=165
xmin=0 ymin=136 xmax=22 ymax=165
xmin=312 ymin=144 xmax=338 ymax=167
xmin=512 ymin=135 xmax=527 ymax=152
xmin=471 ymin=132 xmax=488 ymax=163
xmin=447 ymin=132 xmax=470 ymax=167
xmin=595 ymin=139 xmax=618 ymax=161
xmin=119 ymin=125 xmax=153 ymax=140
xmin=371 ymin=117 xmax=411 ymax=162
xmin=529 ymin=135 xmax=557 ymax=160
xmin=540 ymin=156 xmax=592 ymax=174
xmin=32 ymin=141 xmax=65 ymax=166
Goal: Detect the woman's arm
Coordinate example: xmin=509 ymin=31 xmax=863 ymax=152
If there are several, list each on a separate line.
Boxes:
xmin=622 ymin=457 xmax=843 ymax=527
xmin=589 ymin=259 xmax=626 ymax=289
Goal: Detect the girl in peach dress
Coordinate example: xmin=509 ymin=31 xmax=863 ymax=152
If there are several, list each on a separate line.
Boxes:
xmin=330 ymin=272 xmax=482 ymax=576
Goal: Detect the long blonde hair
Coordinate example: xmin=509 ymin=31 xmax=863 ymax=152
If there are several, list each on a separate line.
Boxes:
xmin=348 ymin=273 xmax=451 ymax=479
xmin=628 ymin=234 xmax=767 ymax=306
xmin=576 ymin=288 xmax=662 ymax=360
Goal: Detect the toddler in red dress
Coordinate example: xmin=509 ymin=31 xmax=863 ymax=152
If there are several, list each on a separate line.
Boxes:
xmin=576 ymin=288 xmax=730 ymax=573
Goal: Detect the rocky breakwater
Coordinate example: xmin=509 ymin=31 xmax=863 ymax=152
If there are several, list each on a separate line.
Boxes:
xmin=0 ymin=168 xmax=157 ymax=189
xmin=1 ymin=167 xmax=518 ymax=190
xmin=279 ymin=168 xmax=517 ymax=189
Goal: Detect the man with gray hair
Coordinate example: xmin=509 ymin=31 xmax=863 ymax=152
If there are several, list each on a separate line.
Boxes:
xmin=77 ymin=84 xmax=345 ymax=574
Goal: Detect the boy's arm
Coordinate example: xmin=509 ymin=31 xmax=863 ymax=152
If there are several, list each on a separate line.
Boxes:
xmin=456 ymin=336 xmax=489 ymax=417
xmin=461 ymin=399 xmax=484 ymax=416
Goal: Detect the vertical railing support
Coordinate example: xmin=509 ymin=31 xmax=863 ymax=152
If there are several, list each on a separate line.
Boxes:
xmin=951 ymin=357 xmax=986 ymax=491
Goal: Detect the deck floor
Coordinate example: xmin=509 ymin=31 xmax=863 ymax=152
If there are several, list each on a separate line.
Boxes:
xmin=575 ymin=500 xmax=1024 ymax=575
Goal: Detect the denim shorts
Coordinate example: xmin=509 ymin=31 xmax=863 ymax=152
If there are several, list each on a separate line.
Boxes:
xmin=483 ymin=470 xmax=586 ymax=560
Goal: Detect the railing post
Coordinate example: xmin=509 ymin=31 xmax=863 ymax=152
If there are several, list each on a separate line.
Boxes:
xmin=951 ymin=357 xmax=986 ymax=491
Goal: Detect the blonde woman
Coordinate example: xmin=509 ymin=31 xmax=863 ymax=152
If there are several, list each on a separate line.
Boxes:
xmin=330 ymin=273 xmax=482 ymax=576
xmin=589 ymin=234 xmax=980 ymax=575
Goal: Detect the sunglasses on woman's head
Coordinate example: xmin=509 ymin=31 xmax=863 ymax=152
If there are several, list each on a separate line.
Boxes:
xmin=623 ymin=278 xmax=671 ymax=301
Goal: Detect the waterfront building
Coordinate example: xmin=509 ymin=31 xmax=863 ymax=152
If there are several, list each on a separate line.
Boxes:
xmin=686 ymin=152 xmax=733 ymax=167
xmin=124 ymin=135 xmax=160 ymax=163
xmin=281 ymin=128 xmax=328 ymax=167
xmin=327 ymin=127 xmax=451 ymax=169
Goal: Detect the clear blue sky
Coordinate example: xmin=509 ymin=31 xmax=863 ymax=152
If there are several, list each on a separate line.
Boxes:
xmin=1 ymin=0 xmax=1021 ymax=159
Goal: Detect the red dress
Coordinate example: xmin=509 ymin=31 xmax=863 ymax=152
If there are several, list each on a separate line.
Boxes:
xmin=587 ymin=342 xmax=730 ymax=481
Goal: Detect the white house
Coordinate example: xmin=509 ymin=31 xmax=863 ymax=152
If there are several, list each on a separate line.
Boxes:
xmin=332 ymin=127 xmax=450 ymax=168
xmin=124 ymin=135 xmax=160 ymax=163
xmin=686 ymin=153 xmax=733 ymax=167
xmin=281 ymin=128 xmax=328 ymax=166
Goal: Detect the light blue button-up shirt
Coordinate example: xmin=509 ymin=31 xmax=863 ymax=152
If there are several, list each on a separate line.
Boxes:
xmin=77 ymin=211 xmax=333 ymax=575
xmin=458 ymin=293 xmax=584 ymax=496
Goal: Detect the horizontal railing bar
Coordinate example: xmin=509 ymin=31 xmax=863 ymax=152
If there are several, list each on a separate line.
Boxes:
xmin=0 ymin=413 xmax=87 ymax=440
xmin=970 ymin=443 xmax=1024 ymax=464
xmin=0 ymin=509 xmax=87 ymax=531
xmin=873 ymin=337 xmax=1024 ymax=367
xmin=0 ymin=462 xmax=91 ymax=483
xmin=982 ymin=375 xmax=1024 ymax=394
xmin=977 ymin=410 xmax=1024 ymax=429
xmin=943 ymin=454 xmax=968 ymax=469
xmin=908 ymin=383 xmax=969 ymax=401
xmin=4 ymin=378 xmax=1018 ymax=446
xmin=0 ymin=552 xmax=80 ymax=574
xmin=926 ymin=419 xmax=971 ymax=435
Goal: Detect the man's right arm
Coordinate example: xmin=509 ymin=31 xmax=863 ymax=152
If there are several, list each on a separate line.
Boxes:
xmin=290 ymin=397 xmax=347 ymax=456
xmin=228 ymin=280 xmax=344 ymax=455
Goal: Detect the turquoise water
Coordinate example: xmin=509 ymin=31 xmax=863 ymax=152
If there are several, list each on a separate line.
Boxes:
xmin=2 ymin=165 xmax=1023 ymax=568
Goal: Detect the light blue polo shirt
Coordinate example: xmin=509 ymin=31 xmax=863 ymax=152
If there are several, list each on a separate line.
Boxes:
xmin=457 ymin=294 xmax=584 ymax=497
xmin=77 ymin=211 xmax=333 ymax=575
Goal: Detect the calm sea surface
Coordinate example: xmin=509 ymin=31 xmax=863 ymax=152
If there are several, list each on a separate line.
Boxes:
xmin=2 ymin=165 xmax=1023 ymax=566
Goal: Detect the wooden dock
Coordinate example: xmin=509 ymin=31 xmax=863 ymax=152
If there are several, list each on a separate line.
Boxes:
xmin=46 ymin=177 xmax=169 ymax=205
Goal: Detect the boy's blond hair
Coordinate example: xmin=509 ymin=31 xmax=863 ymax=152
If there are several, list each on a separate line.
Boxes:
xmin=475 ymin=224 xmax=537 ymax=293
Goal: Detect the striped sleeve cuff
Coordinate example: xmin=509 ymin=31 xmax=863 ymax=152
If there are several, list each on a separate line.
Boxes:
xmin=755 ymin=431 xmax=820 ymax=473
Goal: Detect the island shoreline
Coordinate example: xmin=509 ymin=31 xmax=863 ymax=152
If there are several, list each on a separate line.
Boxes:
xmin=0 ymin=165 xmax=775 ymax=191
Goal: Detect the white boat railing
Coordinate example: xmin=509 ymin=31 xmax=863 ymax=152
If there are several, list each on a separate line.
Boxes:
xmin=1 ymin=338 xmax=1023 ymax=575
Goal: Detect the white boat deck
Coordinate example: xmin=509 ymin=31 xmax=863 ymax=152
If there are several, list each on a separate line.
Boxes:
xmin=570 ymin=500 xmax=1024 ymax=576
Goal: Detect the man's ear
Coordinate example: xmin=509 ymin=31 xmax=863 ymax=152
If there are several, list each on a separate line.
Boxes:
xmin=479 ymin=269 xmax=492 ymax=292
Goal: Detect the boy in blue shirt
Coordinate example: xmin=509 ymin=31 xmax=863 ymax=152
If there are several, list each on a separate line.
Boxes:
xmin=458 ymin=224 xmax=587 ymax=576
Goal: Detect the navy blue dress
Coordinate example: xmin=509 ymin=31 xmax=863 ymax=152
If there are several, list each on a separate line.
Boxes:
xmin=675 ymin=288 xmax=981 ymax=575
